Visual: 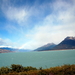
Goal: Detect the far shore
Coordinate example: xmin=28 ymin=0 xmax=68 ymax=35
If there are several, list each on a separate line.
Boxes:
xmin=35 ymin=49 xmax=75 ymax=52
xmin=0 ymin=49 xmax=75 ymax=53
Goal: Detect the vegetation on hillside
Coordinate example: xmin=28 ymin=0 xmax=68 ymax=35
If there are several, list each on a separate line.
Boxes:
xmin=0 ymin=64 xmax=75 ymax=75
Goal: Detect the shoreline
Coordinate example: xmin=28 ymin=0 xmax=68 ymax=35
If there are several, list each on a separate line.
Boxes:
xmin=0 ymin=49 xmax=75 ymax=53
xmin=36 ymin=49 xmax=75 ymax=52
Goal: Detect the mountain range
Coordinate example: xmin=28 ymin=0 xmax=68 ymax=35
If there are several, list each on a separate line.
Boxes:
xmin=0 ymin=36 xmax=75 ymax=53
xmin=34 ymin=36 xmax=75 ymax=51
xmin=0 ymin=47 xmax=31 ymax=53
xmin=0 ymin=47 xmax=17 ymax=51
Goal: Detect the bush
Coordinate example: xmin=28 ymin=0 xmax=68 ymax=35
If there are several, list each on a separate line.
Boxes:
xmin=0 ymin=64 xmax=75 ymax=75
xmin=23 ymin=66 xmax=37 ymax=71
xmin=11 ymin=64 xmax=23 ymax=72
xmin=0 ymin=67 xmax=11 ymax=74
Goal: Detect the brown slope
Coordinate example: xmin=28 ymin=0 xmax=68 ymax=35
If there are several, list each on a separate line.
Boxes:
xmin=0 ymin=49 xmax=12 ymax=53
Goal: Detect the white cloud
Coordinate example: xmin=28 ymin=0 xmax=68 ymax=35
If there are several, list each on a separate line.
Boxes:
xmin=21 ymin=24 xmax=75 ymax=50
xmin=1 ymin=0 xmax=75 ymax=50
xmin=0 ymin=38 xmax=13 ymax=46
xmin=0 ymin=38 xmax=21 ymax=48
xmin=0 ymin=38 xmax=6 ymax=45
xmin=19 ymin=0 xmax=75 ymax=50
xmin=0 ymin=45 xmax=12 ymax=48
xmin=1 ymin=0 xmax=29 ymax=24
xmin=4 ymin=7 xmax=28 ymax=24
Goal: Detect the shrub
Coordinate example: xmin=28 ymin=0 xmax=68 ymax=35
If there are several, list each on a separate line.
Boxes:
xmin=0 ymin=64 xmax=75 ymax=75
xmin=23 ymin=66 xmax=37 ymax=71
xmin=11 ymin=64 xmax=23 ymax=72
xmin=0 ymin=67 xmax=11 ymax=74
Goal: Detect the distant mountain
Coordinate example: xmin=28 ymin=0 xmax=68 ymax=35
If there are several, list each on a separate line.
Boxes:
xmin=52 ymin=36 xmax=75 ymax=50
xmin=34 ymin=43 xmax=56 ymax=51
xmin=17 ymin=49 xmax=31 ymax=52
xmin=0 ymin=49 xmax=12 ymax=53
xmin=0 ymin=47 xmax=17 ymax=51
xmin=0 ymin=47 xmax=32 ymax=52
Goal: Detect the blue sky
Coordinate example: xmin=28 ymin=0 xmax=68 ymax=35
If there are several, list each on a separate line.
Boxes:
xmin=0 ymin=0 xmax=75 ymax=50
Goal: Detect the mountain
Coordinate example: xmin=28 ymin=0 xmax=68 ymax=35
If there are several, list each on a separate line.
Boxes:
xmin=0 ymin=47 xmax=31 ymax=52
xmin=0 ymin=47 xmax=17 ymax=51
xmin=0 ymin=49 xmax=12 ymax=53
xmin=53 ymin=36 xmax=75 ymax=50
xmin=17 ymin=49 xmax=31 ymax=52
xmin=34 ymin=43 xmax=56 ymax=51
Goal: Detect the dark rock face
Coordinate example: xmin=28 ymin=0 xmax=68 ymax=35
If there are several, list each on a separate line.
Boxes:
xmin=53 ymin=36 xmax=75 ymax=50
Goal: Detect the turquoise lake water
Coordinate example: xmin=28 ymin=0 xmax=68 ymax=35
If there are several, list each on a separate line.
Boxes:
xmin=0 ymin=50 xmax=75 ymax=68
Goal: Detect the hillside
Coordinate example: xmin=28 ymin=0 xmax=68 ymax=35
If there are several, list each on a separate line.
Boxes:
xmin=53 ymin=36 xmax=75 ymax=50
xmin=0 ymin=47 xmax=31 ymax=53
xmin=34 ymin=43 xmax=56 ymax=51
xmin=0 ymin=47 xmax=17 ymax=51
xmin=0 ymin=49 xmax=12 ymax=53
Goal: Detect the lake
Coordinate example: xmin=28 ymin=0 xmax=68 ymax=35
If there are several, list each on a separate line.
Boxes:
xmin=0 ymin=49 xmax=75 ymax=69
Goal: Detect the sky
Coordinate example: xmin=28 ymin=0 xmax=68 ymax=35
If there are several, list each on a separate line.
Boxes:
xmin=0 ymin=0 xmax=75 ymax=50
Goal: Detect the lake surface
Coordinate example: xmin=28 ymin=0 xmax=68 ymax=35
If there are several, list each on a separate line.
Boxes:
xmin=0 ymin=50 xmax=75 ymax=69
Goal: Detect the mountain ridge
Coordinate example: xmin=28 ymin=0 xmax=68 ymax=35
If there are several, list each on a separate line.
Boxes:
xmin=0 ymin=47 xmax=31 ymax=53
xmin=34 ymin=43 xmax=56 ymax=51
xmin=52 ymin=36 xmax=75 ymax=50
xmin=34 ymin=36 xmax=75 ymax=51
